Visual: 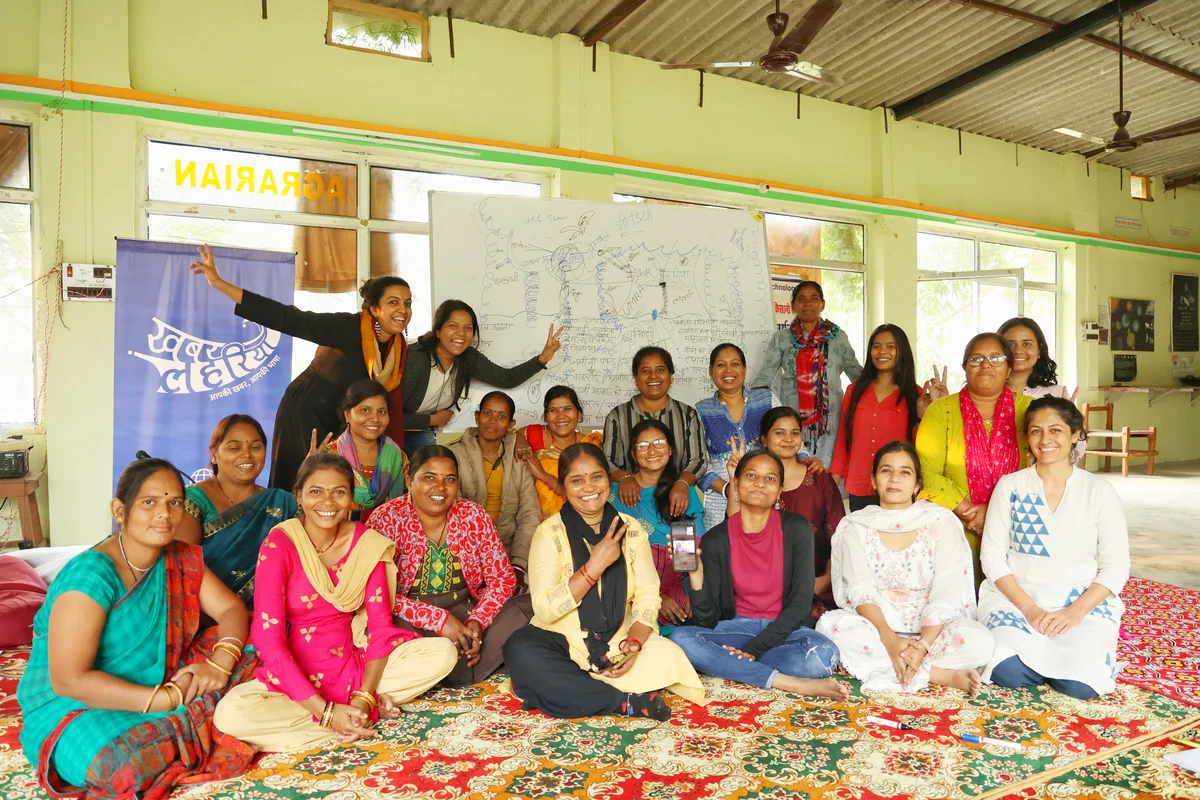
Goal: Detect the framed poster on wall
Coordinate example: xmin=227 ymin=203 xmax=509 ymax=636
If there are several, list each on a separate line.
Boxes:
xmin=1109 ymin=297 xmax=1155 ymax=352
xmin=1172 ymin=273 xmax=1199 ymax=352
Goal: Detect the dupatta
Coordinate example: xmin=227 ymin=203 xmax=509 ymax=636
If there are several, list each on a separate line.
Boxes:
xmin=960 ymin=388 xmax=1018 ymax=504
xmin=37 ymin=542 xmax=259 ymax=800
xmin=329 ymin=431 xmax=407 ymax=512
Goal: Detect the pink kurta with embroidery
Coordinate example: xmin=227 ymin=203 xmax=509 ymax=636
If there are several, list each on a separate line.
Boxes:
xmin=252 ymin=523 xmax=417 ymax=711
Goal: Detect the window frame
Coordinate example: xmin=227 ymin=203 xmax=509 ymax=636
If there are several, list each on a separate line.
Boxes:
xmin=326 ymin=0 xmax=431 ymax=63
xmin=0 ymin=112 xmax=38 ymax=428
xmin=613 ymin=178 xmax=869 ymax=348
xmin=136 ymin=125 xmax=552 ymax=338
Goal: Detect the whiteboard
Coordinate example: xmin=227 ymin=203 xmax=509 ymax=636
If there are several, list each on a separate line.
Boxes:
xmin=430 ymin=193 xmax=775 ymax=429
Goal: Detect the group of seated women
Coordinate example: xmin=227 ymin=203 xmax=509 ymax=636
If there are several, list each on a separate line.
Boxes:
xmin=16 ymin=281 xmax=1130 ymax=798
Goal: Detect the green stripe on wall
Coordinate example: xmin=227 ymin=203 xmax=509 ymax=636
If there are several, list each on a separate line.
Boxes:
xmin=3 ymin=85 xmax=1197 ymax=263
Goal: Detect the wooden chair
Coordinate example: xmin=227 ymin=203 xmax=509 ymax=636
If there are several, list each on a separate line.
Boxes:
xmin=1081 ymin=403 xmax=1157 ymax=477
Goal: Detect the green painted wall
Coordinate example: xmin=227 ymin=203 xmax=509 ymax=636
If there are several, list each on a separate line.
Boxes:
xmin=2 ymin=0 xmax=1198 ymax=545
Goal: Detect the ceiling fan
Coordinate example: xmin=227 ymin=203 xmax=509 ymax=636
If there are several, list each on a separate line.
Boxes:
xmin=1055 ymin=13 xmax=1200 ymax=163
xmin=659 ymin=0 xmax=844 ymax=85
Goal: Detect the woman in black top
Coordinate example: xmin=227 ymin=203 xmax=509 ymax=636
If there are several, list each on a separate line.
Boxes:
xmin=668 ymin=449 xmax=848 ymax=699
xmin=400 ymin=300 xmax=562 ymax=456
xmin=190 ymin=245 xmax=412 ymax=491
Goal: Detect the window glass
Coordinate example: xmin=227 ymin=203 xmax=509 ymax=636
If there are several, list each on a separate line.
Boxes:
xmin=916 ymin=279 xmax=1021 ymax=391
xmin=980 ymin=241 xmax=1056 ymax=283
xmin=612 ymin=193 xmax=732 ymax=210
xmin=766 ymin=214 xmax=864 ymax=263
xmin=370 ymin=168 xmax=541 ymax=223
xmin=917 ymin=232 xmax=974 ymax=273
xmin=0 ymin=203 xmax=34 ymax=423
xmin=147 ymin=214 xmax=357 ymax=379
xmin=1023 ymin=288 xmax=1058 ymax=362
xmin=0 ymin=124 xmax=31 ymax=190
xmin=328 ymin=3 xmax=428 ymax=61
xmin=148 ymin=141 xmax=357 ymax=217
xmin=370 ymin=231 xmax=432 ymax=336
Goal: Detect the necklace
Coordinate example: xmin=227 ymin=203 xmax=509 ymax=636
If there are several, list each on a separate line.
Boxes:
xmin=310 ymin=524 xmax=342 ymax=555
xmin=424 ymin=518 xmax=449 ymax=546
xmin=211 ymin=477 xmax=255 ymax=508
xmin=118 ymin=531 xmax=153 ymax=577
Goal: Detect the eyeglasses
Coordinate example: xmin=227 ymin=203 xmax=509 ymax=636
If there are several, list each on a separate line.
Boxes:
xmin=965 ymin=354 xmax=1009 ymax=367
xmin=633 ymin=438 xmax=670 ymax=452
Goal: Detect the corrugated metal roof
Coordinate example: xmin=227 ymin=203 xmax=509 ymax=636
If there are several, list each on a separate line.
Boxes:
xmin=371 ymin=0 xmax=1200 ymax=177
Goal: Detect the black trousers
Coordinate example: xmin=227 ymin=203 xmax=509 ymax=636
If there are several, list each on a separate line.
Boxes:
xmin=848 ymin=493 xmax=878 ymax=512
xmin=503 ymin=626 xmax=624 ymax=719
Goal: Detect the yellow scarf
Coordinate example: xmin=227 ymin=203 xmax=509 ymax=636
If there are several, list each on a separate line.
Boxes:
xmin=277 ymin=518 xmax=398 ymax=649
xmin=359 ymin=310 xmax=405 ymax=392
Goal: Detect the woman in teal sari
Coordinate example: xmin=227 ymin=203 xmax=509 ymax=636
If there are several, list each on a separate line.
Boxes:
xmin=178 ymin=414 xmax=298 ymax=604
xmin=17 ymin=458 xmax=256 ymax=800
xmin=318 ymin=380 xmax=408 ymax=524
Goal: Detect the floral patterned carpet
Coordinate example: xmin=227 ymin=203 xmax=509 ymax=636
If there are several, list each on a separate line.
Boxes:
xmin=0 ymin=576 xmax=1198 ymax=800
xmin=1117 ymin=577 xmax=1200 ymax=709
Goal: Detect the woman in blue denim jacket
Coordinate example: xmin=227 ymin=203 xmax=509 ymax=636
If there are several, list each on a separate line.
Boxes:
xmin=749 ymin=281 xmax=862 ymax=466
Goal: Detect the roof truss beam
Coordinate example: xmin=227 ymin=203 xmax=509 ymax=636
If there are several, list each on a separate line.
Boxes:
xmin=892 ymin=0 xmax=1158 ymax=120
xmin=582 ymin=0 xmax=652 ymax=47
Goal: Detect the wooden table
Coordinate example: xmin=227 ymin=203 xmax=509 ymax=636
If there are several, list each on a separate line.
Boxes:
xmin=1100 ymin=385 xmax=1200 ymax=407
xmin=0 ymin=471 xmax=44 ymax=548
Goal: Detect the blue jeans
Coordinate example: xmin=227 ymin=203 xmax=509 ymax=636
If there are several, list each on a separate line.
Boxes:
xmin=990 ymin=656 xmax=1099 ymax=700
xmin=403 ymin=429 xmax=439 ymax=458
xmin=669 ymin=616 xmax=839 ymax=689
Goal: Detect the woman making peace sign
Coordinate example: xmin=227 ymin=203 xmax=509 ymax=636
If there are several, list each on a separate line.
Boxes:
xmin=504 ymin=443 xmax=704 ymax=720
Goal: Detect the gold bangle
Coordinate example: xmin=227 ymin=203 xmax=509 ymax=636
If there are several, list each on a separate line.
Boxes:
xmin=163 ymin=682 xmax=183 ymax=709
xmin=320 ymin=701 xmax=335 ymax=729
xmin=213 ymin=642 xmax=242 ymax=661
xmin=143 ymin=684 xmax=162 ymax=714
xmin=218 ymin=636 xmax=244 ymax=647
xmin=350 ymin=690 xmax=377 ymax=710
xmin=205 ymin=657 xmax=233 ymax=677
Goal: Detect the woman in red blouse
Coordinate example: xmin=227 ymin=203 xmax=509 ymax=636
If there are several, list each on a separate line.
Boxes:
xmin=368 ymin=446 xmax=531 ymax=686
xmin=831 ymin=325 xmax=944 ymax=512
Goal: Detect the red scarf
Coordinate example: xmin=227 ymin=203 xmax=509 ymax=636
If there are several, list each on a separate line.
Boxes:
xmin=790 ymin=317 xmax=839 ymax=452
xmin=960 ymin=387 xmax=1018 ymax=504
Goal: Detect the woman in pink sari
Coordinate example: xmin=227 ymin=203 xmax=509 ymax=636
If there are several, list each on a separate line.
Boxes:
xmin=214 ymin=453 xmax=457 ymax=752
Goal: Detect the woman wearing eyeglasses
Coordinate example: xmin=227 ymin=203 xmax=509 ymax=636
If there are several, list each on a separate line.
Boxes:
xmin=610 ymin=420 xmax=706 ymax=630
xmin=915 ymin=333 xmax=1031 ymax=589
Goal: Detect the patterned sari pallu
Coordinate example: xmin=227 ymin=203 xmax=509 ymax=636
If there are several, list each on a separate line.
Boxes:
xmin=36 ymin=542 xmax=258 ymax=800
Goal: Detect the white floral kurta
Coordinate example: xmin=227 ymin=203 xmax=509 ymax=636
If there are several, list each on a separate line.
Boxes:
xmin=817 ymin=501 xmax=994 ymax=692
xmin=978 ymin=466 xmax=1130 ymax=695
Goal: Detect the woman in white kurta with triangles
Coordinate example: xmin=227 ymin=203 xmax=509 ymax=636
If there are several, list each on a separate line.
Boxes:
xmin=979 ymin=396 xmax=1130 ymax=698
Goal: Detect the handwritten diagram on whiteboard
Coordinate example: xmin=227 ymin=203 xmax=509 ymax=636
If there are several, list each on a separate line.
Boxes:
xmin=430 ymin=193 xmax=775 ymax=429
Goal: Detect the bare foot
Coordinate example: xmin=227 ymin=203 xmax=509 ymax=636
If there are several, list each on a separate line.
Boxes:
xmin=774 ymin=675 xmax=851 ymax=700
xmin=931 ymin=667 xmax=982 ymax=696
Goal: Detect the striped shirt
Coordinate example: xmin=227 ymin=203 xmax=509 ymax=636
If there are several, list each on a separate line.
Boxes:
xmin=602 ymin=397 xmax=708 ymax=478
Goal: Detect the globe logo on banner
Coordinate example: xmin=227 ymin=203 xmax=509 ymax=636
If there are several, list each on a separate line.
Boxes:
xmin=130 ymin=318 xmax=284 ymax=396
xmin=112 ymin=238 xmax=296 ymax=491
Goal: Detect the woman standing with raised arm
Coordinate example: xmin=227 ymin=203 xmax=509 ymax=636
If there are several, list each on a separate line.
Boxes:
xmin=190 ymin=245 xmax=413 ymax=492
xmin=400 ymin=301 xmax=562 ymax=455
xmin=979 ymin=397 xmax=1129 ymax=699
xmin=750 ymin=281 xmax=862 ymax=466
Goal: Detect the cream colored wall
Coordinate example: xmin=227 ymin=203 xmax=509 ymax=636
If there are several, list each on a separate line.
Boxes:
xmin=3 ymin=0 xmax=1199 ymax=545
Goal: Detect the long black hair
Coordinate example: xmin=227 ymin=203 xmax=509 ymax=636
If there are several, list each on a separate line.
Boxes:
xmin=415 ymin=299 xmax=482 ymax=410
xmin=843 ymin=324 xmax=919 ymax=450
xmin=627 ymin=418 xmax=681 ymax=524
xmin=999 ymin=317 xmax=1059 ymax=388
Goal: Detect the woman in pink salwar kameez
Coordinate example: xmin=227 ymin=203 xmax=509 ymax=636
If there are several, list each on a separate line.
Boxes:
xmin=214 ymin=453 xmax=457 ymax=752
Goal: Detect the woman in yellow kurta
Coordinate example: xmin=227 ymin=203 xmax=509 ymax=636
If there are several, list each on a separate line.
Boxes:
xmin=503 ymin=442 xmax=704 ymax=720
xmin=516 ymin=386 xmax=603 ymax=519
xmin=916 ymin=333 xmax=1031 ymax=588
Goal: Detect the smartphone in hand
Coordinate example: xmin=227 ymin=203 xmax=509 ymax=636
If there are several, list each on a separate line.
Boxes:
xmin=670 ymin=521 xmax=698 ymax=572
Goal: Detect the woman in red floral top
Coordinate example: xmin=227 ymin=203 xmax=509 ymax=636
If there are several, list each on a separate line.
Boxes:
xmin=369 ymin=445 xmax=532 ymax=686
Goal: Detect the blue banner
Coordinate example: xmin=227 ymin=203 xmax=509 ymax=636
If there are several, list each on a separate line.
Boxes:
xmin=113 ymin=239 xmax=295 ymax=487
